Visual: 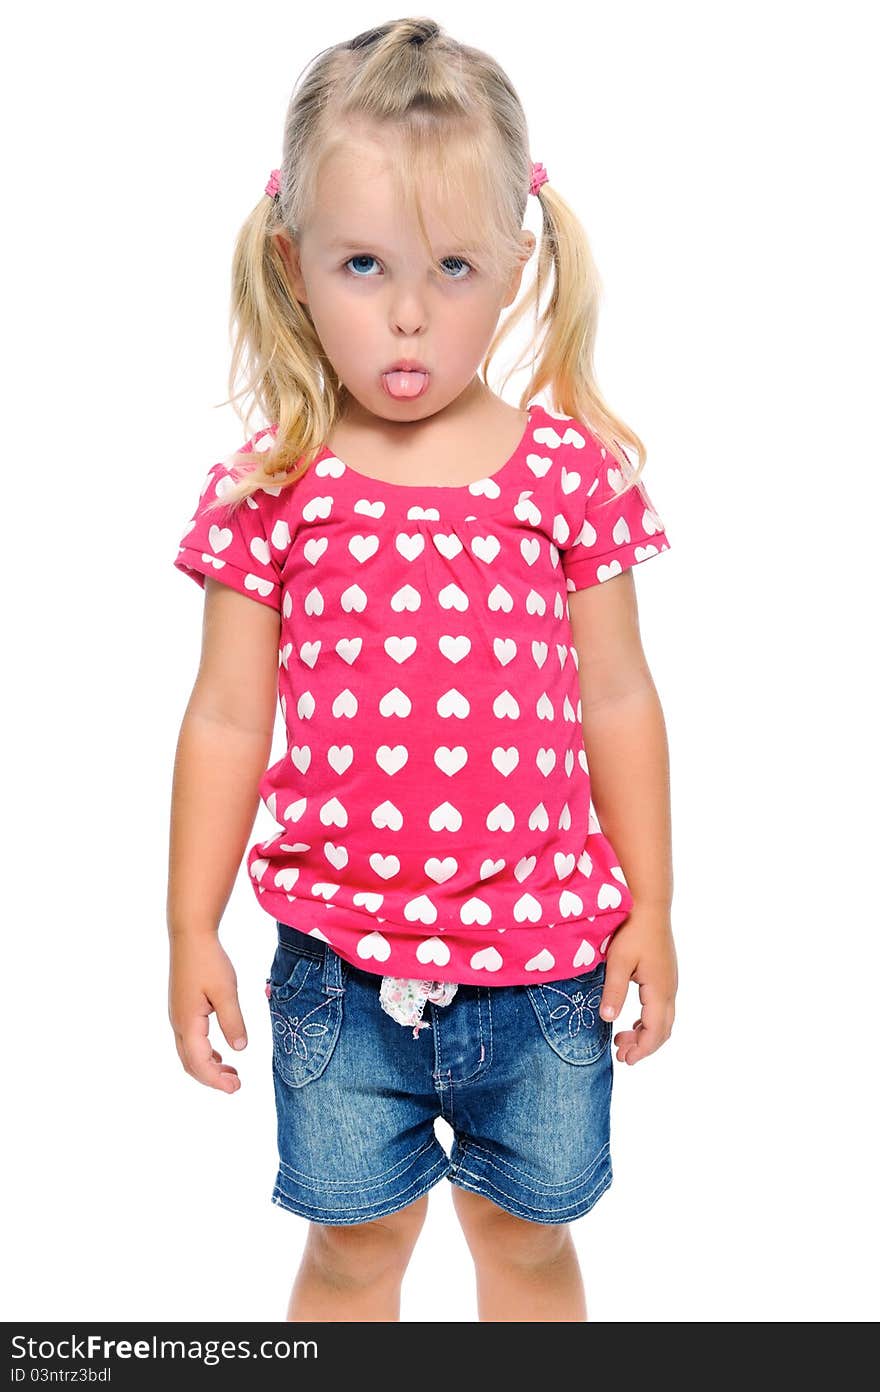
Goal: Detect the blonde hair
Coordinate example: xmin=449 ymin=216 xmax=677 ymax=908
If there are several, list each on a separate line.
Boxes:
xmin=206 ymin=15 xmax=647 ymax=516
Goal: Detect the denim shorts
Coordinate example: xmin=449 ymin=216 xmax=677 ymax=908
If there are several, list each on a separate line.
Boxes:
xmin=266 ymin=920 xmax=614 ymax=1227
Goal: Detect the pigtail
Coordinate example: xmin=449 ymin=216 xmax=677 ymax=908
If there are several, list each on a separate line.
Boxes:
xmin=201 ymin=184 xmax=333 ymax=515
xmin=487 ymin=178 xmax=647 ymax=502
xmin=540 ymin=183 xmax=646 ymax=493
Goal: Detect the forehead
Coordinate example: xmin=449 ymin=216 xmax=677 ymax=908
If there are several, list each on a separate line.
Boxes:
xmin=309 ymin=134 xmax=488 ymax=248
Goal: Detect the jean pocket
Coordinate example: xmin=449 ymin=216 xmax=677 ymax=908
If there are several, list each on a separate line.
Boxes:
xmin=525 ymin=961 xmax=611 ymax=1065
xmin=265 ymin=939 xmax=322 ymax=1005
xmin=266 ymin=942 xmax=344 ymax=1089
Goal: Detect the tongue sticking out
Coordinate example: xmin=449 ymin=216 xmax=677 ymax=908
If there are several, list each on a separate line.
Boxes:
xmin=383 ymin=370 xmax=428 ymax=399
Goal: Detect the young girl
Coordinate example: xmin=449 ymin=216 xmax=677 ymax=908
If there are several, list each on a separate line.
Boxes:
xmin=167 ymin=16 xmax=677 ymax=1324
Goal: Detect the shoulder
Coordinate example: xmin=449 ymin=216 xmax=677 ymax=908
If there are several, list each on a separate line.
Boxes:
xmin=206 ymin=424 xmax=296 ymax=513
xmin=532 ymin=406 xmax=605 ymax=470
xmin=530 ymin=408 xmax=607 ymax=515
xmin=225 ymin=422 xmax=280 ymax=480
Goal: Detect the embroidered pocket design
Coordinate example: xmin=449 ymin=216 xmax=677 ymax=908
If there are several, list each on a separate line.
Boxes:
xmin=525 ymin=964 xmax=611 ymax=1065
xmin=266 ymin=942 xmax=344 ymax=1087
xmin=270 ymin=995 xmax=333 ymax=1063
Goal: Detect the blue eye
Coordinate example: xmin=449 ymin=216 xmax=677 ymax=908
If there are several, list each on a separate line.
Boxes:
xmin=343 ymin=255 xmax=474 ymax=279
xmin=345 ymin=255 xmax=380 ymax=277
xmin=440 ymin=256 xmax=473 ymax=280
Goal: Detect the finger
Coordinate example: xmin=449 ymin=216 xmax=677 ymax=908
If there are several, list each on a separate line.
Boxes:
xmin=618 ymin=996 xmax=673 ymax=1064
xmin=600 ymin=961 xmax=633 ymax=1021
xmin=213 ymin=991 xmax=248 ymax=1053
xmin=209 ymin=1047 xmax=240 ymax=1079
xmin=186 ymin=1043 xmax=242 ymax=1092
xmin=612 ymin=1018 xmax=642 ymax=1048
xmin=179 ymin=1012 xmax=242 ymax=1092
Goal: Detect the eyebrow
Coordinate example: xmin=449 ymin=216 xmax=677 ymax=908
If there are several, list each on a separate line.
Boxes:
xmin=328 ymin=237 xmax=395 ymax=253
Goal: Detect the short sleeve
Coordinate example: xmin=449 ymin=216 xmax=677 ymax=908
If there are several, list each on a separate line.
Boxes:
xmin=173 ymin=459 xmax=285 ymax=612
xmin=558 ymin=426 xmax=671 ymax=591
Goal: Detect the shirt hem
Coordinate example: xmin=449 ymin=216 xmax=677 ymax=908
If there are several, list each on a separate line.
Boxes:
xmin=254 ymin=882 xmax=632 ymax=987
xmin=562 ymin=534 xmax=671 ymax=590
xmin=173 ymin=548 xmax=281 ymax=610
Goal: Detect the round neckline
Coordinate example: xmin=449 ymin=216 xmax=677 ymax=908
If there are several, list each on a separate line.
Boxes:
xmin=314 ymin=402 xmax=545 ymax=516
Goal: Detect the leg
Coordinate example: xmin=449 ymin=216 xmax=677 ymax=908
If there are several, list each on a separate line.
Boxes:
xmin=451 ymin=1186 xmax=587 ymax=1322
xmin=287 ymin=1193 xmax=429 ymax=1321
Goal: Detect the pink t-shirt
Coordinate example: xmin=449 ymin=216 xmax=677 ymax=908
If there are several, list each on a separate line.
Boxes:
xmin=173 ymin=402 xmax=670 ymax=986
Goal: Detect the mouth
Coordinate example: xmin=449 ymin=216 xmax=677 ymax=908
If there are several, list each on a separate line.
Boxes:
xmin=381 ymin=361 xmax=431 ymax=400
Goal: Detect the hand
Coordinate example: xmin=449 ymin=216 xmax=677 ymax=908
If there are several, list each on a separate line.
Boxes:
xmin=599 ymin=908 xmax=678 ymax=1066
xmin=168 ymin=932 xmax=247 ymax=1093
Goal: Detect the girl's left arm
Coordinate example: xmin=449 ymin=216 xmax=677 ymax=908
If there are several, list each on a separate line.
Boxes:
xmin=568 ymin=569 xmax=677 ymax=1066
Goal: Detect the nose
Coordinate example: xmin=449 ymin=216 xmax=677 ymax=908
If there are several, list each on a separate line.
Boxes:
xmin=392 ymin=314 xmax=426 ymax=337
xmin=389 ymin=286 xmax=427 ymax=338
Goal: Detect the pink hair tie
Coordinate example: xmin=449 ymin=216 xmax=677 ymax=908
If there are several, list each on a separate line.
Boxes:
xmin=529 ymin=160 xmax=549 ymax=196
xmin=265 ymin=168 xmax=282 ymax=199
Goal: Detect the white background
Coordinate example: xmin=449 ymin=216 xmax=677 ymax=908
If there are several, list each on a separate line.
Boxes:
xmin=4 ymin=0 xmax=878 ymax=1323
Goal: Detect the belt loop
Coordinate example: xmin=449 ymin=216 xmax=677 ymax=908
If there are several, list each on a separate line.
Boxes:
xmin=322 ymin=940 xmax=345 ymax=996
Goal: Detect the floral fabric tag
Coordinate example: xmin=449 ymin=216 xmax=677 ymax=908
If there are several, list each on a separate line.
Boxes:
xmin=379 ymin=975 xmax=459 ymax=1037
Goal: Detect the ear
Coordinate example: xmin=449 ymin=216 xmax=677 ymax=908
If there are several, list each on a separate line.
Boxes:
xmin=500 ymin=230 xmax=536 ymax=309
xmin=273 ymin=231 xmax=308 ymax=305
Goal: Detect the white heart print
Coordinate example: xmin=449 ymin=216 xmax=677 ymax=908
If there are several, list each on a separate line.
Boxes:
xmin=357 ymin=931 xmax=391 ymax=962
xmin=416 ymin=937 xmax=450 ymax=966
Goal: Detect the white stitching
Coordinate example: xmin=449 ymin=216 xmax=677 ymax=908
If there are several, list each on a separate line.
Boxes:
xmin=451 ymin=1162 xmax=611 ymax=1211
xmin=457 ymin=1137 xmax=611 ymax=1193
xmin=448 ymin=1165 xmax=612 ymax=1220
xmin=272 ymin=1153 xmax=451 ymax=1221
xmin=277 ymin=1135 xmax=440 ymax=1190
xmin=270 ymin=995 xmax=333 ymax=1065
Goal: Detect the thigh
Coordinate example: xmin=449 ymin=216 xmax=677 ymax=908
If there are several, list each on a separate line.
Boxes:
xmin=445 ymin=961 xmax=614 ymax=1225
xmin=267 ymin=925 xmax=452 ymax=1226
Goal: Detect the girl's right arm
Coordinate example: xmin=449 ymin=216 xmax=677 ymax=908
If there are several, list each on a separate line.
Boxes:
xmin=167 ymin=577 xmax=281 ymax=1093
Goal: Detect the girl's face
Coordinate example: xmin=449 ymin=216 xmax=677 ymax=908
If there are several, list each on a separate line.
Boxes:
xmin=276 ymin=133 xmax=535 ymax=425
